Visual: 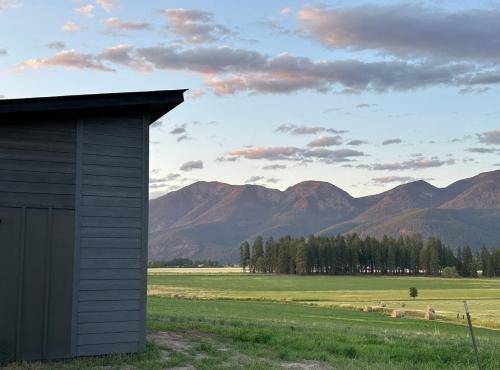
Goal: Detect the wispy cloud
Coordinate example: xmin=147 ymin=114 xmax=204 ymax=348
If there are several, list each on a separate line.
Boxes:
xmin=477 ymin=130 xmax=500 ymax=145
xmin=276 ymin=124 xmax=347 ymax=135
xmin=372 ymin=176 xmax=415 ymax=184
xmin=262 ymin=164 xmax=286 ymax=170
xmin=63 ymin=21 xmax=84 ymax=32
xmin=180 ymin=160 xmax=204 ymax=171
xmin=371 ymin=157 xmax=455 ymax=171
xmin=347 ymin=140 xmax=367 ymax=146
xmin=75 ymin=4 xmax=94 ymax=18
xmin=245 ymin=175 xmax=264 ymax=183
xmin=226 ymin=146 xmax=364 ymax=163
xmin=46 ymin=42 xmax=65 ymax=50
xmin=18 ymin=50 xmax=113 ymax=72
xmin=105 ymin=17 xmax=151 ymax=33
xmin=161 ymin=8 xmax=235 ymax=44
xmin=96 ymin=0 xmax=116 ymax=12
xmin=382 ymin=138 xmax=402 ymax=145
xmin=307 ymin=135 xmax=343 ymax=147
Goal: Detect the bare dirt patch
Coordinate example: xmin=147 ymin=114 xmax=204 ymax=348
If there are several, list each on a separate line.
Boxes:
xmin=281 ymin=360 xmax=334 ymax=370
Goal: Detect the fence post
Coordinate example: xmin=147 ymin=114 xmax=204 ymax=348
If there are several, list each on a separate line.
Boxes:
xmin=463 ymin=300 xmax=482 ymax=370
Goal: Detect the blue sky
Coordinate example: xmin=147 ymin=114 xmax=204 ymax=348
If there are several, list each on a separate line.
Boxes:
xmin=1 ymin=0 xmax=500 ymax=198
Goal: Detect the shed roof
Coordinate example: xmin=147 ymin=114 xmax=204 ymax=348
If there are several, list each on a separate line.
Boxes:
xmin=0 ymin=89 xmax=186 ymax=124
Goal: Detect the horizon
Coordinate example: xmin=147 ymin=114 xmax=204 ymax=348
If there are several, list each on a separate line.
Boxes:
xmin=153 ymin=168 xmax=500 ymax=199
xmin=1 ymin=1 xmax=500 ymax=199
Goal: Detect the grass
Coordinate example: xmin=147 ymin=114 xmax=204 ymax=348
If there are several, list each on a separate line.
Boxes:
xmin=148 ymin=296 xmax=500 ymax=369
xmin=148 ymin=271 xmax=500 ymax=328
xmin=4 ymin=269 xmax=500 ymax=369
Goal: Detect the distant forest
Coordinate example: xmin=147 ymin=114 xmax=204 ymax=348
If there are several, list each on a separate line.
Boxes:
xmin=239 ymin=234 xmax=500 ymax=278
xmin=148 ymin=258 xmax=222 ymax=268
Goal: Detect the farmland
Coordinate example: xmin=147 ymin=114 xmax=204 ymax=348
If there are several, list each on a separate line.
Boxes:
xmin=5 ymin=269 xmax=500 ymax=369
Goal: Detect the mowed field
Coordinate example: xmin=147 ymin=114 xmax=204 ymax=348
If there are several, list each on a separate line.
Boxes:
xmin=149 ymin=269 xmax=500 ymax=328
xmin=5 ymin=269 xmax=500 ymax=369
xmin=145 ymin=269 xmax=500 ymax=369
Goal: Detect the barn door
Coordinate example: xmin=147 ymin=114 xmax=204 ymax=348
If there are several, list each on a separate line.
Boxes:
xmin=0 ymin=207 xmax=75 ymax=362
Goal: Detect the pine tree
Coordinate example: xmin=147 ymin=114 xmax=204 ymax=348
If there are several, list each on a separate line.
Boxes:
xmin=250 ymin=236 xmax=264 ymax=273
xmin=239 ymin=241 xmax=250 ymax=272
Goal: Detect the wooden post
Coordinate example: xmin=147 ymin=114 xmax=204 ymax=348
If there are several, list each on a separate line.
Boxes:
xmin=463 ymin=300 xmax=482 ymax=370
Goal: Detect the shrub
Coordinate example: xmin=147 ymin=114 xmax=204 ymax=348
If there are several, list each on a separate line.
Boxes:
xmin=442 ymin=266 xmax=459 ymax=278
xmin=409 ymin=287 xmax=418 ymax=300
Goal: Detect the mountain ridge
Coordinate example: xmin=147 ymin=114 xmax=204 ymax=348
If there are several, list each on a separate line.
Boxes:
xmin=149 ymin=170 xmax=500 ymax=262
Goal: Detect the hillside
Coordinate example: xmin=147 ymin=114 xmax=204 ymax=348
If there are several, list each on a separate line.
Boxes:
xmin=149 ymin=170 xmax=500 ymax=262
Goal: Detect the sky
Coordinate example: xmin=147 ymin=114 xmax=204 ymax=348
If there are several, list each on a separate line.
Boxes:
xmin=1 ymin=0 xmax=500 ymax=199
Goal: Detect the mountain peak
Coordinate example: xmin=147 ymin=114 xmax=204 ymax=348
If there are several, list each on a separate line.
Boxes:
xmin=149 ymin=170 xmax=500 ymax=262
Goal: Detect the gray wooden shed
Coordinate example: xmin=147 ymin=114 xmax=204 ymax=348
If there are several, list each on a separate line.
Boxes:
xmin=0 ymin=90 xmax=185 ymax=362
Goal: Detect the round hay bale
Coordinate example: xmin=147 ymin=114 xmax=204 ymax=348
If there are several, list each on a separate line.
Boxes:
xmin=363 ymin=305 xmax=373 ymax=312
xmin=424 ymin=310 xmax=436 ymax=320
xmin=424 ymin=306 xmax=436 ymax=320
xmin=391 ymin=309 xmax=404 ymax=318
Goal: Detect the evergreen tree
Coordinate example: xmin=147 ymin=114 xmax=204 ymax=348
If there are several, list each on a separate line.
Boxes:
xmin=250 ymin=236 xmax=264 ymax=273
xmin=239 ymin=241 xmax=250 ymax=272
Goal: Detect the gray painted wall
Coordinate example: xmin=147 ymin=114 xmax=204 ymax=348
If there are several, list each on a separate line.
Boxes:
xmin=0 ymin=119 xmax=76 ymax=208
xmin=75 ymin=113 xmax=148 ymax=356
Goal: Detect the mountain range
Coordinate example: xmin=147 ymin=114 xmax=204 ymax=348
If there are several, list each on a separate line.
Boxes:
xmin=148 ymin=170 xmax=500 ymax=263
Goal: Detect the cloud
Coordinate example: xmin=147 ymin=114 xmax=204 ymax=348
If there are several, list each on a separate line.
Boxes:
xmin=20 ymin=43 xmax=490 ymax=96
xmin=347 ymin=139 xmax=367 ymax=146
xmin=323 ymin=107 xmax=341 ymax=113
xmin=76 ymin=4 xmax=94 ymax=18
xmin=149 ymin=173 xmax=181 ymax=184
xmin=458 ymin=86 xmax=491 ymax=94
xmin=298 ymin=4 xmax=500 ymax=63
xmin=355 ymin=103 xmax=375 ymax=108
xmin=18 ymin=50 xmax=114 ymax=72
xmin=180 ymin=160 xmax=203 ymax=171
xmin=227 ymin=146 xmax=364 ymax=163
xmin=276 ymin=124 xmax=347 ymax=135
xmin=63 ymin=21 xmax=84 ymax=32
xmin=372 ymin=176 xmax=415 ymax=184
xmin=98 ymin=44 xmax=151 ymax=72
xmin=477 ymin=130 xmax=500 ymax=145
xmin=267 ymin=177 xmax=280 ymax=183
xmin=262 ymin=164 xmax=286 ymax=170
xmin=96 ymin=0 xmax=116 ymax=12
xmin=0 ymin=0 xmax=18 ymax=12
xmin=177 ymin=134 xmax=190 ymax=142
xmin=307 ymin=135 xmax=343 ymax=147
xmin=281 ymin=8 xmax=292 ymax=15
xmin=215 ymin=156 xmax=239 ymax=162
xmin=161 ymin=8 xmax=234 ymax=44
xmin=46 ymin=42 xmax=65 ymax=50
xmin=466 ymin=147 xmax=498 ymax=154
xmin=382 ymin=138 xmax=402 ymax=145
xmin=0 ymin=48 xmax=6 ymax=56
xmin=245 ymin=176 xmax=264 ymax=183
xmin=105 ymin=17 xmax=151 ymax=32
xmin=372 ymin=157 xmax=455 ymax=171
xmin=170 ymin=124 xmax=187 ymax=135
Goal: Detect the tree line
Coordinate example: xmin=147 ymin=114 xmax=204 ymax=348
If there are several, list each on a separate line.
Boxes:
xmin=148 ymin=258 xmax=222 ymax=268
xmin=239 ymin=234 xmax=500 ymax=277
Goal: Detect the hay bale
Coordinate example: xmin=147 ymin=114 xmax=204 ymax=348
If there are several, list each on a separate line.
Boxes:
xmin=400 ymin=303 xmax=406 ymax=308
xmin=380 ymin=302 xmax=387 ymax=308
xmin=424 ymin=307 xmax=436 ymax=320
xmin=363 ymin=305 xmax=373 ymax=312
xmin=391 ymin=309 xmax=404 ymax=318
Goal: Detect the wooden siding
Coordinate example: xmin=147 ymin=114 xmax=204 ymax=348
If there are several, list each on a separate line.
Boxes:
xmin=75 ymin=114 xmax=147 ymax=356
xmin=0 ymin=119 xmax=76 ymax=208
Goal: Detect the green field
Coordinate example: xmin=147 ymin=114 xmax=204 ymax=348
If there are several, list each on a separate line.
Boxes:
xmin=149 ymin=269 xmax=500 ymax=328
xmin=5 ymin=269 xmax=500 ymax=369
